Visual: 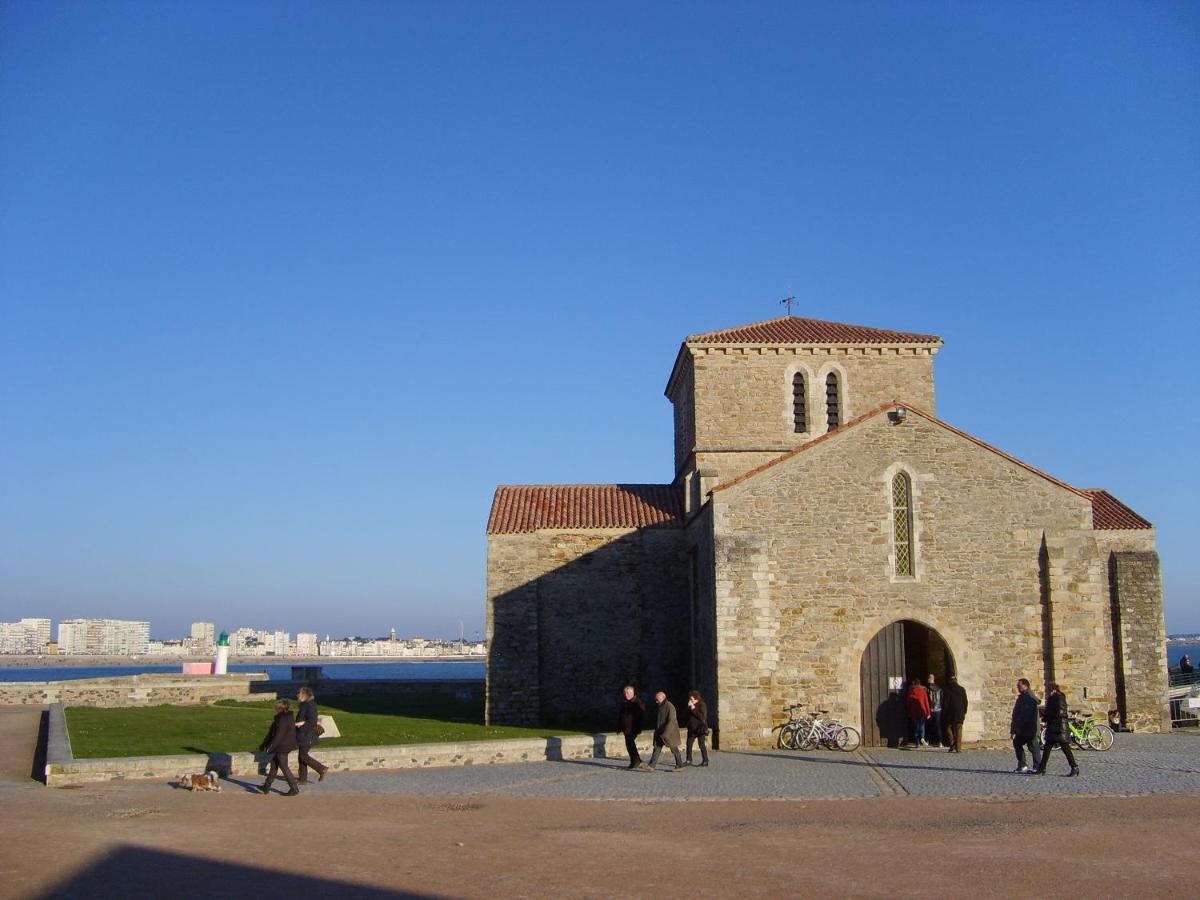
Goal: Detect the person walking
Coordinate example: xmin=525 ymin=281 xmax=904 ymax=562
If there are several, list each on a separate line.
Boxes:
xmin=684 ymin=690 xmax=710 ymax=767
xmin=926 ymin=674 xmax=944 ymax=747
xmin=295 ymin=686 xmax=328 ymax=785
xmin=942 ymin=674 xmax=968 ymax=752
xmin=648 ymin=691 xmax=685 ymax=772
xmin=258 ymin=699 xmax=301 ymax=796
xmin=905 ymin=678 xmax=931 ymax=746
xmin=618 ymin=685 xmax=646 ymax=770
xmin=1009 ymin=677 xmax=1042 ymax=774
xmin=1034 ymin=683 xmax=1079 ymax=777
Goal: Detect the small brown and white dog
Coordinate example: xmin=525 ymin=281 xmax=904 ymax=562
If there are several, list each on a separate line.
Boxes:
xmin=178 ymin=771 xmax=222 ymax=792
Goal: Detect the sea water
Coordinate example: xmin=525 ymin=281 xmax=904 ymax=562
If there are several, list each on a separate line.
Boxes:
xmin=0 ymin=659 xmax=485 ymax=683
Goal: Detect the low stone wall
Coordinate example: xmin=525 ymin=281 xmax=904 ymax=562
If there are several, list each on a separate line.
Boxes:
xmin=0 ymin=673 xmax=267 ymax=707
xmin=44 ymin=702 xmax=634 ymax=786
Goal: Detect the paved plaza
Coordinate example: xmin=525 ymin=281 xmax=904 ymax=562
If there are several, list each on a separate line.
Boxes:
xmin=293 ymin=732 xmax=1200 ymax=801
xmin=2 ymin=707 xmax=1199 ymax=899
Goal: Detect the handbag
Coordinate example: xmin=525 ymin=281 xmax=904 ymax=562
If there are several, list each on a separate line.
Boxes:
xmin=315 ymin=722 xmax=325 ymax=736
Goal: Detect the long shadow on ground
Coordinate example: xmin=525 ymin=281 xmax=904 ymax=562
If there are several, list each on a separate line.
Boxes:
xmin=34 ymin=846 xmax=442 ymax=899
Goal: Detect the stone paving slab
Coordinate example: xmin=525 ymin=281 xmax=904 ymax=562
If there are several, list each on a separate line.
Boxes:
xmin=275 ymin=733 xmax=1200 ymax=801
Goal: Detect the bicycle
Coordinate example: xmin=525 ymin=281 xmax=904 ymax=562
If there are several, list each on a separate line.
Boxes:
xmin=1070 ymin=712 xmax=1115 ymax=751
xmin=1042 ymin=712 xmax=1115 ymax=752
xmin=774 ymin=704 xmax=813 ymax=750
xmin=788 ymin=708 xmax=862 ymax=752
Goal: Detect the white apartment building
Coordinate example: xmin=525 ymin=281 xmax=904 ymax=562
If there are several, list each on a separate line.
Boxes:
xmin=0 ymin=618 xmax=52 ymax=654
xmin=57 ymin=619 xmax=151 ymax=655
xmin=296 ymin=633 xmax=319 ymax=656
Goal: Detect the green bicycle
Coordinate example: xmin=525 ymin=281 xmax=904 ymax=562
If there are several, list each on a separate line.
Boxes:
xmin=1043 ymin=712 xmax=1114 ymax=751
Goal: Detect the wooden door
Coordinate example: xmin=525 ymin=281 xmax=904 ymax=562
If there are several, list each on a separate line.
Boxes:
xmin=860 ymin=621 xmax=907 ymax=747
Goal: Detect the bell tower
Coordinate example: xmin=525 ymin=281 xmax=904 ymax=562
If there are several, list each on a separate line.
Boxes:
xmin=664 ymin=316 xmax=943 ymax=513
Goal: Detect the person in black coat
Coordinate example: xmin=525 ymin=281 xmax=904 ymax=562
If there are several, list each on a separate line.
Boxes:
xmin=259 ymin=699 xmax=301 ymax=795
xmin=295 ymin=686 xmax=328 ymax=784
xmin=1009 ymin=678 xmax=1042 ymax=773
xmin=618 ymin=685 xmax=646 ymax=770
xmin=1034 ymin=683 xmax=1079 ymax=776
xmin=941 ymin=674 xmax=968 ymax=753
xmin=685 ymin=690 xmax=710 ymax=767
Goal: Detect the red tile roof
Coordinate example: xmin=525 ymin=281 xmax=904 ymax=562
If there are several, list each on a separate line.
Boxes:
xmin=686 ymin=316 xmax=942 ymax=345
xmin=1079 ymin=489 xmax=1154 ymax=530
xmin=487 ymin=484 xmax=682 ymax=535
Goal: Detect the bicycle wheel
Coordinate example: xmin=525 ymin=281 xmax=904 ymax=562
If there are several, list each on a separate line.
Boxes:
xmin=779 ymin=723 xmax=800 ymax=750
xmin=796 ymin=726 xmax=819 ymax=751
xmin=833 ymin=726 xmax=861 ymax=752
xmin=1086 ymin=723 xmax=1114 ymax=752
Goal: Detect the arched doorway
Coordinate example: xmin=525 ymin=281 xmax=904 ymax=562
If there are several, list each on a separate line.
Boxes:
xmin=859 ymin=620 xmax=956 ymax=747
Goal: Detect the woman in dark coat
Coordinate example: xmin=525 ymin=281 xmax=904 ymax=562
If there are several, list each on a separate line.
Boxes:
xmin=295 ymin=686 xmax=328 ymax=784
xmin=1034 ymin=682 xmax=1079 ymax=776
xmin=685 ymin=690 xmax=710 ymax=767
xmin=259 ymin=699 xmax=301 ymax=795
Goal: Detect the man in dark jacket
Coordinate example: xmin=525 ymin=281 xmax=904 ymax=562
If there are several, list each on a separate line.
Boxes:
xmin=618 ymin=685 xmax=646 ymax=770
xmin=1010 ymin=678 xmax=1042 ymax=773
xmin=941 ymin=674 xmax=968 ymax=753
xmin=648 ymin=691 xmax=685 ymax=772
xmin=1034 ymin=682 xmax=1079 ymax=776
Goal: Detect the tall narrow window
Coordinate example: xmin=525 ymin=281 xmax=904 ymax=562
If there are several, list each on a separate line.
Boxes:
xmin=825 ymin=372 xmax=841 ymax=431
xmin=792 ymin=372 xmax=807 ymax=433
xmin=892 ymin=472 xmax=914 ymax=576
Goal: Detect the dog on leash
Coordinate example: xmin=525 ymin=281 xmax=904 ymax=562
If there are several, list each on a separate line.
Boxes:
xmin=178 ymin=771 xmax=222 ymax=792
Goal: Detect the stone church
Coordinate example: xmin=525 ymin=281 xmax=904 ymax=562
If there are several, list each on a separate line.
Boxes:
xmin=485 ymin=316 xmax=1169 ymax=748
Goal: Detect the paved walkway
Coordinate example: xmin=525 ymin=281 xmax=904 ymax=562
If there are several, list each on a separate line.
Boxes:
xmin=294 ymin=733 xmax=1200 ymax=801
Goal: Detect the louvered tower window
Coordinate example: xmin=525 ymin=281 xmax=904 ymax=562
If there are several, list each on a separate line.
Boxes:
xmin=792 ymin=372 xmax=807 ymax=433
xmin=825 ymin=372 xmax=841 ymax=431
xmin=892 ymin=472 xmax=914 ymax=576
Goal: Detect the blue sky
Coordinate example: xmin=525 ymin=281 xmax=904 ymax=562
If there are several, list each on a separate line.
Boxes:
xmin=1 ymin=2 xmax=1197 ymax=639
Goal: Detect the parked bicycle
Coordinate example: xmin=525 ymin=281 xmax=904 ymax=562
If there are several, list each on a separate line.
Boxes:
xmin=1042 ymin=711 xmax=1114 ymax=752
xmin=776 ymin=705 xmax=861 ymax=752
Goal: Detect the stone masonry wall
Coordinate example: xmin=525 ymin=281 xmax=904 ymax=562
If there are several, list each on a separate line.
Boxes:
xmin=0 ymin=673 xmax=266 ymax=707
xmin=692 ymin=345 xmax=933 ymax=446
xmin=1110 ymin=550 xmax=1171 ymax=732
xmin=710 ymin=413 xmax=1109 ymax=749
xmin=487 ymin=526 xmax=688 ymax=729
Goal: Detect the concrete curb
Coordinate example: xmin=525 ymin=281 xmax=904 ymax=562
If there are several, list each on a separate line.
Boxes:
xmin=45 ymin=707 xmax=648 ymax=786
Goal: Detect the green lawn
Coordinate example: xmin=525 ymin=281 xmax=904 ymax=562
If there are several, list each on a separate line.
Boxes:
xmin=65 ymin=693 xmax=588 ymax=759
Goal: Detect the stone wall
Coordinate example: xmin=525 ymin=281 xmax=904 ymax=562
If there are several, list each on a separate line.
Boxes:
xmin=487 ymin=525 xmax=688 ymax=729
xmin=1109 ymin=550 xmax=1171 ymax=732
xmin=709 ymin=412 xmax=1110 ymax=749
xmin=670 ymin=345 xmax=937 ymax=484
xmin=0 ymin=673 xmax=266 ymax=707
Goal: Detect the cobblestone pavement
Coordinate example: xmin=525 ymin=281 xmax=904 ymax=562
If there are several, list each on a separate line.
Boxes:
xmin=296 ymin=732 xmax=1200 ymax=800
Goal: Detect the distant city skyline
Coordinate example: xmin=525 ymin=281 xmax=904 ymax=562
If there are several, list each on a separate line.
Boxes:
xmin=2 ymin=5 xmax=1197 ymax=633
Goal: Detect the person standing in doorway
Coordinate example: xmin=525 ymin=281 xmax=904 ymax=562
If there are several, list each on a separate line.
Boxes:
xmin=905 ymin=678 xmax=931 ymax=746
xmin=295 ymin=686 xmax=328 ymax=784
xmin=942 ymin=674 xmax=968 ymax=752
xmin=685 ymin=690 xmax=710 ymax=767
xmin=1034 ymin=683 xmax=1079 ymax=777
xmin=926 ymin=674 xmax=944 ymax=747
xmin=618 ymin=686 xmax=646 ymax=770
xmin=648 ymin=691 xmax=685 ymax=772
xmin=1009 ymin=678 xmax=1042 ymax=774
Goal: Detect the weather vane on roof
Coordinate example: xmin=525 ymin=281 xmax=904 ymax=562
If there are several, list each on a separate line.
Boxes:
xmin=780 ymin=296 xmax=797 ymax=316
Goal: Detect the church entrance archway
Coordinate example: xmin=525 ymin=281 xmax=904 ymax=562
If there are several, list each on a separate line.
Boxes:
xmin=859 ymin=620 xmax=955 ymax=748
